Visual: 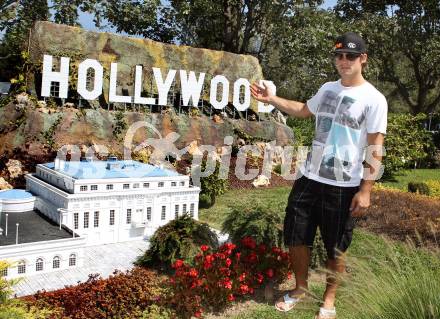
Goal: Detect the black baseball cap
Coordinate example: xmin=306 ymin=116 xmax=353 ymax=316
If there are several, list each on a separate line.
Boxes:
xmin=334 ymin=32 xmax=367 ymax=54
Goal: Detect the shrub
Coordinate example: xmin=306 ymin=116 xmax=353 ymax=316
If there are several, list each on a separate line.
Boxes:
xmin=383 ymin=113 xmax=434 ymax=178
xmin=407 ymin=181 xmax=430 ymax=195
xmin=28 ymin=268 xmax=168 ymax=319
xmin=198 ymin=193 xmax=213 ymax=208
xmin=425 ymin=180 xmax=440 ymax=198
xmin=166 ymin=239 xmax=291 ymax=318
xmin=0 ymin=261 xmax=53 ymax=319
xmin=199 ymin=157 xmax=228 ymax=207
xmin=222 ymin=203 xmax=327 ymax=268
xmin=221 ymin=203 xmax=284 ymax=248
xmin=136 ymin=214 xmax=219 ymax=270
xmin=286 ymin=116 xmax=315 ymax=147
xmin=338 ymin=236 xmax=440 ymax=319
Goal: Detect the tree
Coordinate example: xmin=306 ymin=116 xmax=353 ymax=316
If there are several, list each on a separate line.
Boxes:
xmin=335 ymin=0 xmax=440 ymax=114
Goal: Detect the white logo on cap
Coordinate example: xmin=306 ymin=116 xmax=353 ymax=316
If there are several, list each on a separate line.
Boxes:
xmin=347 ymin=42 xmax=356 ymax=48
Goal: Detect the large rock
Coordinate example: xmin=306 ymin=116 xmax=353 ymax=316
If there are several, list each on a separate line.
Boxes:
xmin=27 ymin=21 xmax=265 ymax=113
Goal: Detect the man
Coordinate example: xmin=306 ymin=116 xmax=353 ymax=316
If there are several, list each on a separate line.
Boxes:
xmin=250 ymin=32 xmax=387 ymax=319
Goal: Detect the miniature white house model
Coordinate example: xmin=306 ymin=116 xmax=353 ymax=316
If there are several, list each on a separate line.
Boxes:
xmin=0 ymin=157 xmax=200 ymax=280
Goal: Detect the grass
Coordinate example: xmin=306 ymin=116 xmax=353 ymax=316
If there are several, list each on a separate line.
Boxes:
xmin=199 ymin=186 xmax=440 ymax=319
xmin=379 ymin=168 xmax=440 ymax=191
xmin=199 ymin=186 xmax=292 ymax=230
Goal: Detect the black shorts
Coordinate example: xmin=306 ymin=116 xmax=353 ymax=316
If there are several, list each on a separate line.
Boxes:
xmin=283 ymin=175 xmax=359 ymax=259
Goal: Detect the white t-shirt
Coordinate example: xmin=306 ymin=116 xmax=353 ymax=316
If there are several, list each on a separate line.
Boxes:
xmin=299 ymin=80 xmax=387 ymax=187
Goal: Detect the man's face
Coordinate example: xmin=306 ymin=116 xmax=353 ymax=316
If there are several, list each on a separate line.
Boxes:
xmin=334 ymin=52 xmax=367 ymax=77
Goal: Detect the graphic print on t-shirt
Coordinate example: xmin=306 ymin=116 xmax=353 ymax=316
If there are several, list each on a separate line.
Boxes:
xmin=318 ymin=123 xmax=361 ymax=181
xmin=317 ymin=91 xmax=339 ymax=114
xmin=335 ymin=96 xmax=366 ymax=130
xmin=315 ymin=116 xmax=333 ymax=143
xmin=308 ymin=91 xmax=363 ymax=183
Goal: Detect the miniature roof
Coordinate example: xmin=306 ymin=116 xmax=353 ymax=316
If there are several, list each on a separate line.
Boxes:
xmin=0 ymin=210 xmax=73 ymax=246
xmin=43 ymin=160 xmax=181 ymax=179
xmin=0 ymin=189 xmax=34 ymax=200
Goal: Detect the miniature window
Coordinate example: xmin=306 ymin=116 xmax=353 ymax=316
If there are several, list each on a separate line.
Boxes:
xmin=53 ymin=256 xmax=60 ymax=269
xmin=109 ymin=210 xmax=115 ymax=225
xmin=133 ymin=183 xmax=139 ymax=188
xmin=161 ymin=206 xmax=166 ymax=220
xmin=158 ymin=182 xmax=164 ymax=187
xmin=17 ymin=261 xmax=26 ymax=274
xmin=183 ymin=204 xmax=187 ymax=214
xmin=126 ymin=209 xmax=132 ymax=224
xmin=175 ymin=205 xmax=179 ymax=219
xmin=69 ymin=254 xmax=76 ymax=266
xmin=84 ymin=212 xmax=89 ymax=228
xmin=50 ymin=82 xmax=60 ymax=97
xmin=36 ymin=258 xmax=44 ymax=272
xmin=123 ymin=184 xmax=130 ymax=189
xmin=190 ymin=203 xmax=195 ymax=217
xmin=180 ymin=181 xmax=185 ymax=186
xmin=143 ymin=182 xmax=150 ymax=188
xmin=91 ymin=185 xmax=98 ymax=191
xmin=0 ymin=267 xmax=8 ymax=277
xmin=147 ymin=207 xmax=152 ymax=221
xmin=94 ymin=211 xmax=99 ymax=227
xmin=80 ymin=185 xmax=88 ymax=191
xmin=106 ymin=184 xmax=113 ymax=190
xmin=74 ymin=213 xmax=79 ymax=229
xmin=171 ymin=182 xmax=176 ymax=187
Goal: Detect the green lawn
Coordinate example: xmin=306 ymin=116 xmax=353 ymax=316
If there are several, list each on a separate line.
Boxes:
xmin=199 ymin=186 xmax=292 ymax=230
xmin=379 ymin=168 xmax=440 ymax=191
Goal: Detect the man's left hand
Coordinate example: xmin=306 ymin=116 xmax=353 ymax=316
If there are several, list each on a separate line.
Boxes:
xmin=349 ymin=190 xmax=370 ymax=217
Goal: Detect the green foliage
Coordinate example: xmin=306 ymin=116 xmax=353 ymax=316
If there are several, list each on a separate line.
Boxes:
xmin=425 ymin=180 xmax=440 ymax=197
xmin=338 ymin=234 xmax=440 ymax=319
xmin=221 ymin=203 xmax=284 ymax=248
xmin=286 ymin=116 xmax=315 ymax=147
xmin=42 ymin=114 xmax=63 ymax=149
xmin=310 ymin=229 xmax=327 ymax=269
xmin=407 ymin=181 xmax=430 ymax=196
xmin=112 ymin=110 xmax=127 ymax=138
xmin=382 ymin=113 xmax=434 ymax=178
xmin=198 ymin=193 xmax=213 ymax=208
xmin=335 ymin=0 xmax=440 ymax=114
xmin=199 ymin=157 xmax=228 ymax=206
xmin=136 ymin=214 xmax=219 ymax=269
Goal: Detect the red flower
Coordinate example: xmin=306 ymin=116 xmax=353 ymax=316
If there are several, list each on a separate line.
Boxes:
xmin=241 ymin=236 xmax=256 ymax=249
xmin=265 ymin=268 xmax=274 ymax=278
xmin=235 ymin=252 xmax=241 ymax=260
xmin=205 ymin=254 xmax=215 ymax=263
xmin=271 ymin=247 xmax=281 ymax=254
xmin=215 ymin=252 xmax=226 ymax=260
xmin=249 ymin=287 xmax=254 ymax=294
xmin=256 ymin=273 xmax=264 ymax=284
xmin=227 ymin=293 xmax=235 ymax=301
xmin=239 ymin=272 xmax=246 ymax=282
xmin=194 ymin=309 xmax=202 ymax=318
xmin=258 ymin=244 xmax=267 ymax=254
xmin=239 ymin=284 xmax=249 ymax=294
xmin=172 ymin=259 xmax=184 ymax=269
xmin=287 ymin=272 xmax=292 ymax=280
xmin=225 ymin=258 xmax=232 ymax=267
xmin=188 ymin=268 xmax=198 ymax=278
xmin=222 ymin=278 xmax=232 ymax=289
xmin=203 ymin=261 xmax=212 ymax=270
xmin=222 ymin=242 xmax=236 ymax=251
xmin=247 ymin=252 xmax=258 ymax=263
xmin=200 ymin=245 xmax=209 ymax=252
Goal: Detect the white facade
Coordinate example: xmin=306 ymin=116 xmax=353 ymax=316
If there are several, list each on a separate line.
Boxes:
xmin=0 ymin=159 xmax=200 ymax=281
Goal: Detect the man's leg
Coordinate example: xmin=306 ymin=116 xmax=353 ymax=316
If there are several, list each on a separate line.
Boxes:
xmin=289 ymin=245 xmax=311 ymax=294
xmin=322 ymin=253 xmax=346 ymax=309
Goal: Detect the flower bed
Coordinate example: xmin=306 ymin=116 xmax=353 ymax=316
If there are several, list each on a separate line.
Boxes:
xmin=165 ymin=237 xmax=291 ymax=318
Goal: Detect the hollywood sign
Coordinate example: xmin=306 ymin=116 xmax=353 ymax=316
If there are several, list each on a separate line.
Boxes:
xmin=40 ymin=54 xmax=276 ymax=113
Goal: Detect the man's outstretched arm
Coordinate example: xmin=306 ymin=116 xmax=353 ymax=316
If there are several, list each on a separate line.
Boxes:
xmin=250 ymin=82 xmax=313 ymax=118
